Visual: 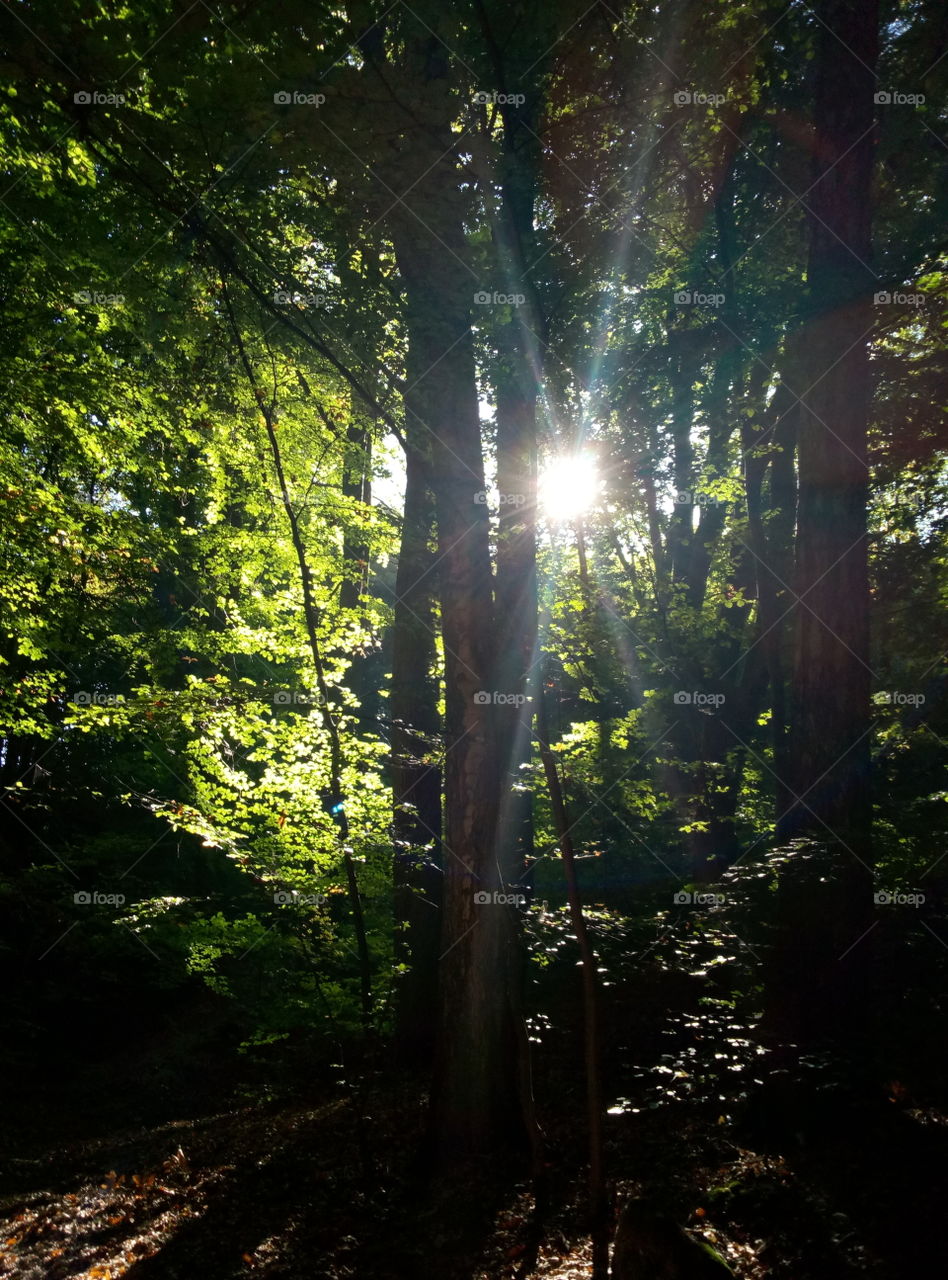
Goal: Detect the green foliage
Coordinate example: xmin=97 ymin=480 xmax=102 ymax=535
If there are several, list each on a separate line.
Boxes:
xmin=0 ymin=0 xmax=945 ymax=1095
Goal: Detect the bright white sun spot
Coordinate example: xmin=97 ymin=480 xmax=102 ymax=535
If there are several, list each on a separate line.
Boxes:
xmin=539 ymin=454 xmax=600 ymax=522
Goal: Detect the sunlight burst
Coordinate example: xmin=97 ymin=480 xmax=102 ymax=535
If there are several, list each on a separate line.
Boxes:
xmin=538 ymin=453 xmax=600 ymax=523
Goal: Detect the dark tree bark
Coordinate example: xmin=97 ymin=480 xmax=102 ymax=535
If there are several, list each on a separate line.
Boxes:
xmin=784 ymin=0 xmax=878 ymax=850
xmin=492 ymin=284 xmax=539 ymax=898
xmin=377 ymin=12 xmax=529 ymax=1157
xmin=770 ymin=0 xmax=878 ymax=1043
xmin=395 ymin=217 xmax=526 ymax=1153
xmin=479 ymin=62 xmax=542 ymax=896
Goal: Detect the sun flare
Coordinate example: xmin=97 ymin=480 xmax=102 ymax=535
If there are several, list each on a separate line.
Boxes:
xmin=538 ymin=453 xmax=600 ymax=523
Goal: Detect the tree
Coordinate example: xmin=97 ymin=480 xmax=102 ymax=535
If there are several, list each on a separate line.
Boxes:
xmin=783 ymin=0 xmax=879 ymax=850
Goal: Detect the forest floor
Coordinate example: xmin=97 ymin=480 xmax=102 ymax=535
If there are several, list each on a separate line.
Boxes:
xmin=3 ymin=897 xmax=947 ymax=1279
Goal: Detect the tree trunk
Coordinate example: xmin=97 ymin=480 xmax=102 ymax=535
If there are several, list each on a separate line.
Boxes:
xmin=339 ymin=417 xmax=371 ymax=615
xmin=744 ymin=368 xmax=798 ymax=827
xmin=486 ymin=83 xmax=541 ymax=896
xmin=786 ymin=0 xmax=877 ymax=849
xmin=390 ymin=430 xmax=442 ymax=1063
xmin=396 ymin=217 xmax=525 ymax=1153
xmin=774 ymin=0 xmax=878 ymax=1042
xmin=380 ymin=15 xmax=528 ymax=1153
xmin=537 ymin=675 xmax=608 ymax=1278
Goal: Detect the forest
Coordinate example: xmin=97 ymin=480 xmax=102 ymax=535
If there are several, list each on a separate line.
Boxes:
xmin=0 ymin=0 xmax=946 ymax=1276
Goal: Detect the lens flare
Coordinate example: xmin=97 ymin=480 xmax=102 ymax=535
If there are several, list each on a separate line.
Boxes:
xmin=538 ymin=454 xmax=600 ymax=522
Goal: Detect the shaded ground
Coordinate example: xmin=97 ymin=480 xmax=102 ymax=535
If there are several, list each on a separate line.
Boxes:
xmin=3 ymin=887 xmax=947 ymax=1278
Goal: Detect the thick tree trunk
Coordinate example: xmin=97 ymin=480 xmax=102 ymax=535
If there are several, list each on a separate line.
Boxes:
xmin=379 ymin=19 xmax=527 ymax=1149
xmin=395 ymin=213 xmax=525 ymax=1152
xmin=494 ymin=344 xmax=538 ymax=887
xmin=488 ymin=89 xmax=541 ymax=896
xmin=772 ymin=0 xmax=878 ymax=1042
xmin=344 ymin=0 xmax=528 ymax=1162
xmin=785 ymin=0 xmax=877 ymax=849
